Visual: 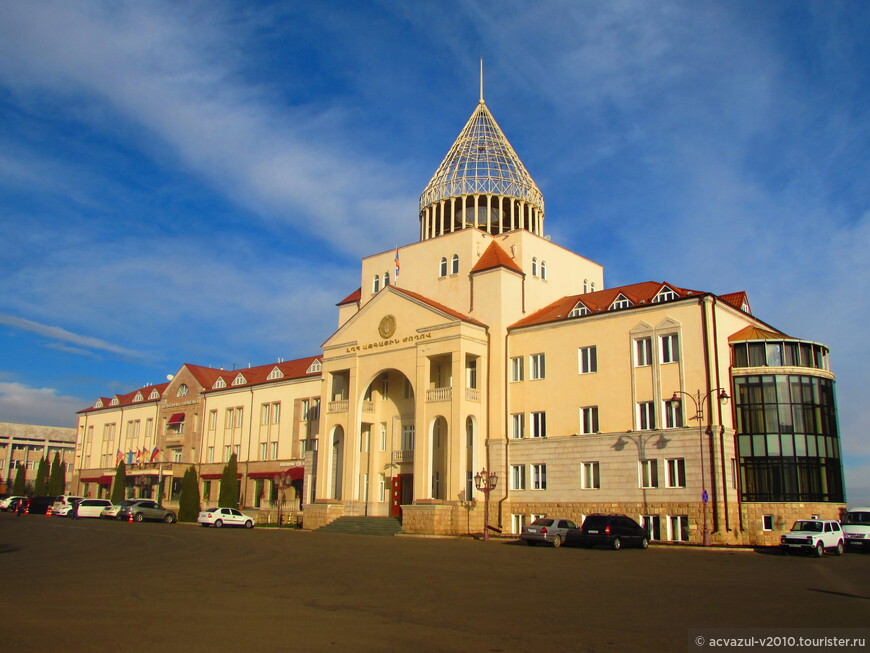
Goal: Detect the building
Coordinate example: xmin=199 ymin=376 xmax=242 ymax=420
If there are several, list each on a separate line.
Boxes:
xmin=73 ymin=91 xmax=844 ymax=545
xmin=1 ymin=422 xmax=76 ymax=493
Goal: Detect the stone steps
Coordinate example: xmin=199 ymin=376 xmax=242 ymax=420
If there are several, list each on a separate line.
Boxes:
xmin=316 ymin=516 xmax=402 ymax=537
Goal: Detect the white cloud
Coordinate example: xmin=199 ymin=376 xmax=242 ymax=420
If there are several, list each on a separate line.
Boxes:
xmin=0 ymin=314 xmax=146 ymax=359
xmin=0 ymin=381 xmax=84 ymax=428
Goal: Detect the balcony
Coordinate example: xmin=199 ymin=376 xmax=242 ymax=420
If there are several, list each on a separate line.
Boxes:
xmin=426 ymin=387 xmax=452 ymax=402
xmin=465 ymin=388 xmax=479 ymax=402
xmin=361 ymin=400 xmax=375 ymax=413
xmin=392 ymin=449 xmax=414 ymax=464
xmin=328 ymin=400 xmax=348 ymax=414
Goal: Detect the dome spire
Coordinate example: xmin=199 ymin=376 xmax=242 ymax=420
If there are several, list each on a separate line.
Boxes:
xmin=418 ymin=70 xmax=545 ymax=241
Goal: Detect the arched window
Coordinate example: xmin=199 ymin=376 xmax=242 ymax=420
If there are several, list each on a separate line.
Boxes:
xmin=583 ymin=279 xmax=589 ymax=293
xmin=439 ymin=257 xmax=447 ymax=277
xmin=590 ymin=281 xmax=596 ymax=292
xmin=532 ymin=257 xmax=538 ymax=277
xmin=384 ymin=271 xmax=390 ymax=287
xmin=540 ymin=261 xmax=548 ymax=280
xmin=451 ymin=254 xmax=459 ymax=275
xmin=372 ymin=275 xmax=380 ymax=293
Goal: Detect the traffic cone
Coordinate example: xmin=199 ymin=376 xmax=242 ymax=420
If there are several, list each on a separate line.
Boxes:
xmin=128 ymin=512 xmax=134 ymax=523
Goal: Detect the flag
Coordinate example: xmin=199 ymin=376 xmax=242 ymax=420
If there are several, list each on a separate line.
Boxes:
xmin=394 ymin=247 xmax=400 ymax=281
xmin=127 ymin=451 xmax=134 ymax=465
xmin=150 ymin=447 xmax=160 ymax=463
xmin=135 ymin=448 xmax=142 ymax=463
xmin=115 ymin=450 xmax=123 ymax=465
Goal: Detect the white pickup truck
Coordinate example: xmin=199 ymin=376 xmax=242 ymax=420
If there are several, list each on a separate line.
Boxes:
xmin=780 ymin=519 xmax=844 ymax=557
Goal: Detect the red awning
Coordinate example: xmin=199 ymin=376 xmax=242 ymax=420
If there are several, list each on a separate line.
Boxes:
xmin=247 ymin=467 xmax=304 ymax=481
xmin=168 ymin=413 xmax=185 ymax=424
xmin=81 ymin=475 xmax=114 ymax=485
xmin=200 ymin=472 xmax=242 ymax=480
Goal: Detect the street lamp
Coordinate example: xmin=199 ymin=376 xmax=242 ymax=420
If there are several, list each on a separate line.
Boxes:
xmin=473 ymin=468 xmax=498 ymax=542
xmin=670 ymin=388 xmax=729 ymax=546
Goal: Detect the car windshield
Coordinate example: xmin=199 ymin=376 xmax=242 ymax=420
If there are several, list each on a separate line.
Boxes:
xmin=793 ymin=521 xmax=822 ymax=532
xmin=120 ymin=500 xmax=139 ymax=506
xmin=531 ymin=518 xmax=554 ymax=526
xmin=845 ymin=511 xmax=870 ymax=525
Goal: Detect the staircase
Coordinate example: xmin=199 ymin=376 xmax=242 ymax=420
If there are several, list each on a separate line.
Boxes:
xmin=316 ymin=516 xmax=402 ymax=537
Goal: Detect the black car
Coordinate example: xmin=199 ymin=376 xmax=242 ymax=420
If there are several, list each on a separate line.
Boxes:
xmin=26 ymin=495 xmax=55 ymax=516
xmin=577 ymin=514 xmax=650 ymax=550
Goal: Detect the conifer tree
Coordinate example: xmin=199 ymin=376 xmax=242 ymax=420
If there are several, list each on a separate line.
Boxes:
xmin=11 ymin=465 xmax=26 ymax=496
xmin=111 ymin=460 xmax=127 ymax=504
xmin=48 ymin=452 xmax=64 ymax=496
xmin=177 ymin=466 xmax=201 ymax=522
xmin=218 ymin=453 xmax=239 ymax=508
xmin=34 ymin=457 xmax=49 ymax=495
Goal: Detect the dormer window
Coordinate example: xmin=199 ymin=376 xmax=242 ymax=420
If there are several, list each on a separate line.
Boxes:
xmin=439 ymin=257 xmax=448 ymax=277
xmin=133 ymin=392 xmax=143 ymax=403
xmin=267 ymin=367 xmax=284 ymax=380
xmin=653 ymin=286 xmax=678 ymax=303
xmin=232 ymin=374 xmax=246 ymax=386
xmin=531 ymin=257 xmax=538 ymax=276
xmin=176 ymin=383 xmax=189 ymax=397
xmin=451 ymin=254 xmax=459 ymax=275
xmin=568 ymin=302 xmax=590 ymax=318
xmin=110 ymin=397 xmax=119 ymax=406
xmin=307 ymin=359 xmax=323 ymax=374
xmin=610 ymin=294 xmax=632 ymax=310
xmin=94 ymin=399 xmax=104 ymax=408
xmin=213 ymin=378 xmax=227 ymax=389
xmin=372 ymin=274 xmax=380 ymax=293
xmin=148 ymin=389 xmax=160 ymax=400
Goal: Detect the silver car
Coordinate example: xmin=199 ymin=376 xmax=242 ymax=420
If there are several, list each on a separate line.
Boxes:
xmin=520 ymin=517 xmax=579 ymax=548
xmin=117 ymin=499 xmax=176 ymax=524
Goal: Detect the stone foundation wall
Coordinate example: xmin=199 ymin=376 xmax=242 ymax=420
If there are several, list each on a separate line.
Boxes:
xmin=301 ymin=502 xmax=345 ymax=530
xmin=738 ymin=502 xmax=847 ymax=547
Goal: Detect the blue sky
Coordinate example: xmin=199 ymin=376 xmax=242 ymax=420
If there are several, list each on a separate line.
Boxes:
xmin=1 ymin=1 xmax=868 ymax=503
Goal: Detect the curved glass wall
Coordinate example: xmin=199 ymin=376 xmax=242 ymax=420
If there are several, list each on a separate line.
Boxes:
xmin=734 ymin=374 xmax=843 ymax=502
xmin=732 ymin=339 xmax=829 ymax=371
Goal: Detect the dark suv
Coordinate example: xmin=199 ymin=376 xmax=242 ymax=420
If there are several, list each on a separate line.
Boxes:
xmin=25 ymin=495 xmax=55 ymax=516
xmin=577 ymin=514 xmax=649 ymax=550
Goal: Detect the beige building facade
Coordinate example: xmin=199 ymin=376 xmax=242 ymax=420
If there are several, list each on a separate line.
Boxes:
xmin=1 ymin=422 xmax=76 ymax=493
xmin=72 ymin=95 xmax=844 ymax=545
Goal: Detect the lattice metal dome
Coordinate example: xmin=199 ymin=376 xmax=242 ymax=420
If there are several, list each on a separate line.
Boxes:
xmin=419 ymin=100 xmax=544 ymax=215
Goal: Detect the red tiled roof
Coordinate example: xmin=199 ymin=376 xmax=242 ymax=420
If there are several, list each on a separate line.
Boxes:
xmin=203 ymin=355 xmax=322 ymax=393
xmin=337 ymin=287 xmax=362 ymax=306
xmin=389 ymin=286 xmax=487 ymax=328
xmin=719 ymin=291 xmax=751 ymax=313
xmin=510 ymin=281 xmax=703 ymax=329
xmin=78 ymin=383 xmax=169 ymax=414
xmin=470 ymin=241 xmax=523 ymax=275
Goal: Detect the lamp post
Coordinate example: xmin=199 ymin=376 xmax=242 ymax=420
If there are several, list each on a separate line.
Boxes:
xmin=670 ymin=388 xmax=729 ymax=546
xmin=474 ymin=468 xmax=498 ymax=542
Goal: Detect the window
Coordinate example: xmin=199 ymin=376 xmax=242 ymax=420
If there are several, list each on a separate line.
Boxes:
xmin=580 ymin=461 xmax=600 ymax=489
xmin=208 ymin=410 xmax=217 ymax=431
xmin=578 ymin=346 xmax=597 ymax=374
xmin=235 ymin=408 xmax=244 ymax=428
xmin=660 ymin=400 xmax=681 ymax=428
xmin=611 ymin=294 xmax=632 ymax=310
xmin=232 ymin=374 xmax=246 ymax=386
xmin=580 ymin=406 xmax=599 ymax=434
xmin=669 ymin=515 xmax=690 ymax=542
xmin=466 ymin=358 xmax=477 ymax=389
xmin=762 ymin=514 xmax=774 ymax=531
xmin=660 ymin=334 xmax=679 ymax=363
xmin=225 ymin=409 xmax=234 ymax=429
xmin=259 ymin=443 xmax=268 ymax=459
xmin=665 ymin=458 xmax=686 ymax=488
xmin=531 ymin=464 xmax=547 ymax=490
xmin=172 ymin=449 xmax=182 ymax=463
xmin=583 ymin=279 xmax=589 ymax=293
xmin=640 ymin=459 xmax=659 ymax=488
xmin=531 ymin=257 xmax=538 ymax=276
xmin=202 ymin=481 xmax=211 ymax=501
xmin=540 ymin=261 xmax=547 ymax=280
xmin=510 ymin=357 xmax=524 ymax=382
xmin=530 ymin=353 xmax=545 ymax=380
xmin=384 ymin=271 xmax=390 ymax=287
xmin=401 ymin=425 xmax=415 ymax=451
xmin=380 ymin=423 xmax=387 ymax=451
xmin=510 ymin=464 xmax=526 ymax=490
xmin=177 ymin=384 xmax=189 ymax=397
xmin=451 ymin=254 xmax=459 ymax=274
xmin=530 ymin=412 xmax=547 ymax=438
xmin=261 ymin=404 xmax=270 ymax=425
xmin=511 ymin=514 xmax=527 ymax=534
xmin=510 ymin=413 xmax=525 ymax=439
xmin=439 ymin=257 xmax=447 ymax=277
xmin=207 ymin=447 xmax=214 ymax=463
xmin=635 ymin=337 xmax=653 ymax=366
xmin=233 ymin=445 xmax=240 ymax=457
xmin=224 ymin=445 xmax=231 ymax=461
xmin=268 ymin=367 xmax=283 ymax=380
xmin=568 ymin=303 xmax=589 ymax=318
xmin=642 ymin=515 xmax=661 ymax=540
xmin=271 ymin=442 xmax=278 ymax=459
xmin=637 ymin=401 xmax=655 ymax=430
xmin=380 ymin=375 xmax=389 ymax=400
xmin=372 ymin=274 xmax=380 ymax=293
xmin=379 ymin=474 xmax=386 ymax=502
xmin=272 ymin=402 xmax=280 ymax=424
xmin=654 ymin=287 xmax=678 ymax=303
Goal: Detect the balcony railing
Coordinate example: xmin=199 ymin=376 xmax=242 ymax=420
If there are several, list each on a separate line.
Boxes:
xmin=328 ymin=400 xmax=348 ymax=413
xmin=361 ymin=400 xmax=374 ymax=413
xmin=465 ymin=388 xmax=480 ymax=402
xmin=392 ymin=449 xmax=414 ymax=464
xmin=426 ymin=387 xmax=452 ymax=402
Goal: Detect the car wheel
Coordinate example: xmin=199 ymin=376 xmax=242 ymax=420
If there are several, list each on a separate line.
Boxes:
xmin=552 ymin=535 xmax=562 ymax=548
xmin=134 ymin=512 xmax=145 ymax=522
xmin=214 ymin=519 xmax=223 ymax=528
xmin=245 ymin=520 xmax=254 ymax=529
xmin=814 ymin=541 xmax=824 ymax=557
xmin=835 ymin=540 xmax=844 ymax=556
xmin=611 ymin=537 xmax=622 ymax=551
xmin=164 ymin=513 xmax=176 ymax=524
xmin=640 ymin=537 xmax=649 ymax=550
xmin=526 ymin=540 xmax=536 ymax=546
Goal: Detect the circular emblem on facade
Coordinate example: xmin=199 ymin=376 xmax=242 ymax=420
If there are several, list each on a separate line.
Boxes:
xmin=378 ymin=314 xmax=397 ymax=339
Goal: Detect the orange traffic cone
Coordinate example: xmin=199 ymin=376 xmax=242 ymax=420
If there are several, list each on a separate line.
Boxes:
xmin=128 ymin=512 xmax=134 ymax=523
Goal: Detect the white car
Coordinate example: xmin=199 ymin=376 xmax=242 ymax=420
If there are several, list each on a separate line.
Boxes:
xmin=52 ymin=495 xmax=84 ymax=517
xmin=842 ymin=507 xmax=870 ymax=551
xmin=780 ymin=519 xmax=844 ymax=557
xmin=74 ymin=498 xmax=113 ymax=519
xmin=0 ymin=496 xmax=25 ymax=511
xmin=197 ymin=507 xmax=255 ymax=529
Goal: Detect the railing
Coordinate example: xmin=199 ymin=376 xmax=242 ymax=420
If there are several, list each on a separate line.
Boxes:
xmin=465 ymin=388 xmax=479 ymax=401
xmin=361 ymin=400 xmax=374 ymax=413
xmin=392 ymin=449 xmax=415 ymax=464
xmin=426 ymin=387 xmax=452 ymax=402
xmin=328 ymin=400 xmax=348 ymax=413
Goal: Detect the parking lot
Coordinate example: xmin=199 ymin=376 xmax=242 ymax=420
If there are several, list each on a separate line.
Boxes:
xmin=1 ymin=512 xmax=868 ymax=652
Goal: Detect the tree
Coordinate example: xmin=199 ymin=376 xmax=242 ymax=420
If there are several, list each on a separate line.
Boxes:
xmin=111 ymin=460 xmax=127 ymax=504
xmin=177 ymin=466 xmax=201 ymax=522
xmin=48 ymin=452 xmax=65 ymax=496
xmin=218 ymin=453 xmax=239 ymax=508
xmin=11 ymin=465 xmax=26 ymax=496
xmin=34 ymin=457 xmax=49 ymax=495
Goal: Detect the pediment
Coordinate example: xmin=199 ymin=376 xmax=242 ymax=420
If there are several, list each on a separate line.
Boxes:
xmin=655 ymin=317 xmax=681 ymax=330
xmin=629 ymin=321 xmax=655 ymax=335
